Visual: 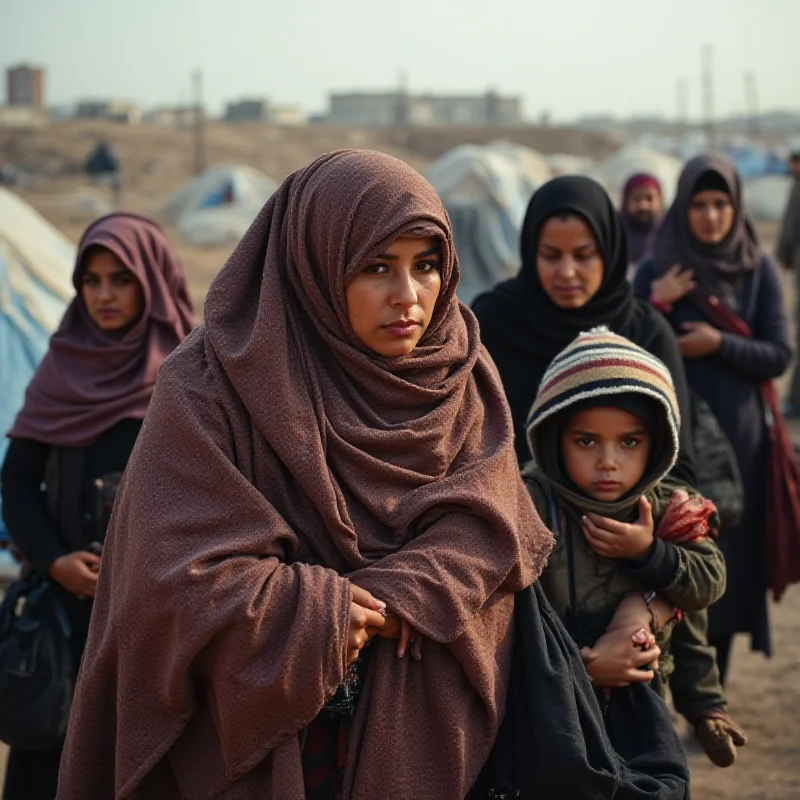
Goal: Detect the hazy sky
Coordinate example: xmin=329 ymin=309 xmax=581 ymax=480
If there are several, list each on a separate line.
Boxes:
xmin=2 ymin=0 xmax=797 ymax=122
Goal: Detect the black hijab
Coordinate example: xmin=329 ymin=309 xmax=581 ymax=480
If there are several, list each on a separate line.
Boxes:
xmin=473 ymin=175 xmax=695 ymax=480
xmin=473 ymin=175 xmax=638 ymax=360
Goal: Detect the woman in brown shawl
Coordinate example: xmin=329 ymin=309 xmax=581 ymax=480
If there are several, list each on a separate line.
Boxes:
xmin=2 ymin=213 xmax=194 ymax=800
xmin=57 ymin=151 xmax=552 ymax=799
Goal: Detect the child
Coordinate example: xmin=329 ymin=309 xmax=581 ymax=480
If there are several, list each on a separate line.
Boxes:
xmin=523 ymin=327 xmax=745 ymax=765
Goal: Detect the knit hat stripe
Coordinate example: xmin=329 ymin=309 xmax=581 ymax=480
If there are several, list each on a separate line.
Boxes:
xmin=526 ymin=327 xmax=681 ymax=457
xmin=538 ymin=358 xmax=675 ymax=407
xmin=528 ymin=377 xmax=680 ymax=433
xmin=539 ymin=343 xmax=675 ymax=395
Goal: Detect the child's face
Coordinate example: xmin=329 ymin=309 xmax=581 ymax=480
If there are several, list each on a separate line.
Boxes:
xmin=561 ymin=406 xmax=652 ymax=502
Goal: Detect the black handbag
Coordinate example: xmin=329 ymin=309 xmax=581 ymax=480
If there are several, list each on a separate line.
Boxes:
xmin=689 ymin=390 xmax=744 ymax=530
xmin=0 ymin=575 xmax=76 ymax=750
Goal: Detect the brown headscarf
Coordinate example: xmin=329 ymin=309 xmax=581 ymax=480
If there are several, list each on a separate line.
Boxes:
xmin=58 ymin=151 xmax=553 ymax=799
xmin=8 ymin=213 xmax=195 ymax=447
xmin=651 ymin=153 xmax=761 ymax=307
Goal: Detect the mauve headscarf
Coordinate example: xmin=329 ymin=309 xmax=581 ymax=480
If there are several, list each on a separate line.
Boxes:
xmin=8 ymin=213 xmax=195 ymax=447
xmin=652 ymin=154 xmax=761 ymax=307
xmin=57 ymin=151 xmax=553 ymax=799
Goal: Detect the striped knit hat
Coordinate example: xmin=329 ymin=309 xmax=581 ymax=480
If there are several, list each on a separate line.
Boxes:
xmin=526 ymin=327 xmax=680 ymax=499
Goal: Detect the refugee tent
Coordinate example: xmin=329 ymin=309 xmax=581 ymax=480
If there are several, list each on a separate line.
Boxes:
xmin=592 ymin=144 xmax=683 ymax=206
xmin=545 ymin=153 xmax=595 ymax=176
xmin=0 ymin=189 xmax=74 ymax=553
xmin=426 ymin=141 xmax=552 ymax=304
xmin=163 ymin=164 xmax=278 ymax=246
xmin=743 ymin=174 xmax=793 ymax=222
xmin=724 ymin=145 xmax=787 ymax=180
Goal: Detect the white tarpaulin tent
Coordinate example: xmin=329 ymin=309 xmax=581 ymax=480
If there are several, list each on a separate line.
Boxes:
xmin=744 ymin=174 xmax=794 ymax=222
xmin=164 ymin=164 xmax=278 ymax=246
xmin=426 ymin=141 xmax=552 ymax=304
xmin=0 ymin=189 xmax=74 ymax=554
xmin=592 ymin=145 xmax=683 ymax=206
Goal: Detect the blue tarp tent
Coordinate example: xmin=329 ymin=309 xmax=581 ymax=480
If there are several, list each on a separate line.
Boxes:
xmin=0 ymin=188 xmax=74 ymax=547
xmin=723 ymin=146 xmax=788 ymax=180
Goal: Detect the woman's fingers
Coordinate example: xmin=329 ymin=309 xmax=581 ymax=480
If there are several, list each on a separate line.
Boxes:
xmin=351 ymin=584 xmax=387 ymax=613
xmin=397 ymin=618 xmax=412 ymax=658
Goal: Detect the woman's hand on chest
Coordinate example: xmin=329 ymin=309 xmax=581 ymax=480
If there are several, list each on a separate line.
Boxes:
xmin=678 ymin=321 xmax=723 ymax=358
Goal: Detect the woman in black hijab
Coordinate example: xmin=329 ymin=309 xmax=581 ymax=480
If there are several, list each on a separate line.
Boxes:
xmin=472 ymin=175 xmax=696 ymax=484
xmin=634 ymin=154 xmax=792 ymax=682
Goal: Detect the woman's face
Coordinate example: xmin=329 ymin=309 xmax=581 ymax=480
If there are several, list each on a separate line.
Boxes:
xmin=80 ymin=248 xmax=145 ymax=332
xmin=687 ymin=189 xmax=735 ymax=245
xmin=536 ymin=215 xmax=604 ymax=310
xmin=345 ymin=235 xmax=442 ymax=357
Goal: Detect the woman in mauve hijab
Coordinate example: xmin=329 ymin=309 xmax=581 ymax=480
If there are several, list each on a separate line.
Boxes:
xmin=2 ymin=213 xmax=194 ymax=800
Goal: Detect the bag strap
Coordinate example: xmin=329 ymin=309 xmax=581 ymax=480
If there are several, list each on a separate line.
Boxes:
xmin=691 ymin=293 xmax=753 ymax=339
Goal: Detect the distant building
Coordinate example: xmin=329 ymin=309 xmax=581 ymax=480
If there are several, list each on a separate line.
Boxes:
xmin=271 ymin=105 xmax=306 ymax=126
xmin=75 ymin=100 xmax=142 ymax=124
xmin=7 ymin=64 xmax=45 ymax=110
xmin=0 ymin=105 xmax=48 ymax=128
xmin=328 ymin=89 xmax=522 ymax=127
xmin=225 ymin=99 xmax=270 ymax=122
xmin=145 ymin=107 xmax=198 ymax=128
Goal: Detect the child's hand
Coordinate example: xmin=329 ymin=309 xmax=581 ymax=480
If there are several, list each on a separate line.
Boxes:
xmin=582 ymin=496 xmax=655 ymax=561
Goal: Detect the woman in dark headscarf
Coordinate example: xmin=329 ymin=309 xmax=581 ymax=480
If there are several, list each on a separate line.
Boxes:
xmin=1 ymin=213 xmax=194 ymax=800
xmin=621 ymin=172 xmax=663 ymax=267
xmin=472 ymin=174 xmax=695 ymax=484
xmin=633 ymin=153 xmax=792 ymax=682
xmin=56 ymin=151 xmax=552 ymax=799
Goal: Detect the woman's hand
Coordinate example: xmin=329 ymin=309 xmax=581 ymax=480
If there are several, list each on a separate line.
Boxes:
xmin=48 ymin=551 xmax=101 ymax=597
xmin=376 ymin=611 xmax=423 ymax=660
xmin=651 ymin=264 xmax=696 ymax=305
xmin=580 ymin=626 xmax=661 ymax=688
xmin=582 ymin=496 xmax=654 ymax=561
xmin=348 ymin=585 xmax=386 ymax=665
xmin=678 ymin=321 xmax=722 ymax=358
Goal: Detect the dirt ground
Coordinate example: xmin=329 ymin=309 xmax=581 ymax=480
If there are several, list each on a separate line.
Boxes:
xmin=1 ymin=132 xmax=798 ymax=796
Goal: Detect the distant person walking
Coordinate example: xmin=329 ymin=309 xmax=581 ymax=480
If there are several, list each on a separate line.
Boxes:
xmin=777 ymin=149 xmax=800 ymax=416
xmin=634 ymin=154 xmax=792 ymax=685
xmin=1 ymin=214 xmax=193 ymax=800
xmin=621 ymin=172 xmax=664 ymax=269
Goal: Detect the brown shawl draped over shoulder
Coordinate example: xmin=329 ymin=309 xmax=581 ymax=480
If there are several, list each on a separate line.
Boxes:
xmin=58 ymin=150 xmax=553 ymax=800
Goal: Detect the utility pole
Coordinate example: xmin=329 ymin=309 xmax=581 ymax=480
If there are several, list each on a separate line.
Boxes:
xmin=675 ymin=77 xmax=688 ymax=139
xmin=745 ymin=71 xmax=760 ymax=138
xmin=395 ymin=69 xmax=410 ymax=126
xmin=192 ymin=69 xmax=206 ymax=176
xmin=701 ymin=44 xmax=715 ymax=148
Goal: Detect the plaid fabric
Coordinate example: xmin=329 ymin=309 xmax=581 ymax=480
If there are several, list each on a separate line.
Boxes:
xmin=302 ymin=715 xmax=345 ymax=800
